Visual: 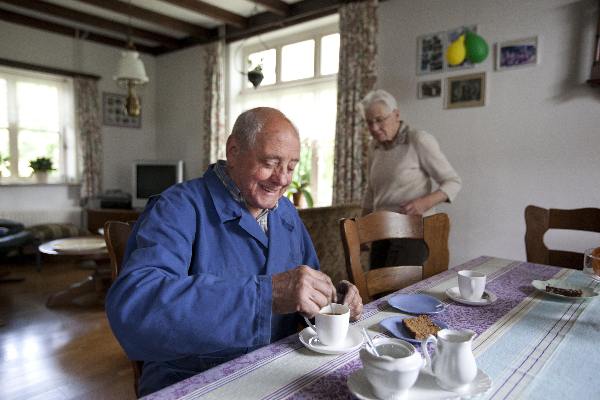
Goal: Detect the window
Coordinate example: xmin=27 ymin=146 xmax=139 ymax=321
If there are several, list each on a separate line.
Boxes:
xmin=233 ymin=22 xmax=340 ymax=207
xmin=0 ymin=68 xmax=76 ymax=183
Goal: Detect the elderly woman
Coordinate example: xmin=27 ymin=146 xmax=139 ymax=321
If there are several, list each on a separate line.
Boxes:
xmin=360 ymin=89 xmax=462 ymax=269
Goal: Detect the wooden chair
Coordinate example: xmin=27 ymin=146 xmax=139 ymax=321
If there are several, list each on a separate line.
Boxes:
xmin=524 ymin=205 xmax=600 ymax=269
xmin=340 ymin=211 xmax=450 ymax=303
xmin=103 ymin=220 xmax=143 ymax=395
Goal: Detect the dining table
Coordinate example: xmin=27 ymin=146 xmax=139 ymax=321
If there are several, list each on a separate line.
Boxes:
xmin=141 ymin=256 xmax=600 ymax=400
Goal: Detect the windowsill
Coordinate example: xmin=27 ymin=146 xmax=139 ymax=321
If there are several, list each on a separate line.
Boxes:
xmin=0 ymin=180 xmax=81 ymax=187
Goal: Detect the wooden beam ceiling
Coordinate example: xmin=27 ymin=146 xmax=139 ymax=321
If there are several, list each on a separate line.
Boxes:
xmin=0 ymin=8 xmax=159 ymax=54
xmin=161 ymin=0 xmax=247 ymax=29
xmin=0 ymin=0 xmax=180 ymax=48
xmin=75 ymin=0 xmax=211 ymax=39
xmin=252 ymin=0 xmax=290 ymax=17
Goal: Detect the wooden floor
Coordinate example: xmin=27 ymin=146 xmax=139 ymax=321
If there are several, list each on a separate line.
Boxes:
xmin=0 ymin=258 xmax=135 ymax=400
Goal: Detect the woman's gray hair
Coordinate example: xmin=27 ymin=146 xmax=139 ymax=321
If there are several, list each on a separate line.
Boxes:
xmin=231 ymin=107 xmax=298 ymax=150
xmin=359 ymin=89 xmax=398 ymax=117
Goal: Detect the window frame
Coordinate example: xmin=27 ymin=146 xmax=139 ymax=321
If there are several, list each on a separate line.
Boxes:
xmin=0 ymin=66 xmax=76 ymax=185
xmin=242 ymin=24 xmax=339 ymax=93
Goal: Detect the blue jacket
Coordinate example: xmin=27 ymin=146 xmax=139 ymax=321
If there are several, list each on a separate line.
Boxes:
xmin=105 ymin=166 xmax=319 ymax=395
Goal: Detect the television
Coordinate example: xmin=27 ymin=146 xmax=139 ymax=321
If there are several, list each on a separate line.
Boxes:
xmin=132 ymin=160 xmax=184 ymax=208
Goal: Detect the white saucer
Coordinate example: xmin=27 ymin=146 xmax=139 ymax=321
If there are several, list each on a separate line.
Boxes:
xmin=445 ymin=287 xmax=497 ymax=306
xmin=347 ymin=367 xmax=492 ymax=400
xmin=532 ymin=279 xmax=598 ymax=300
xmin=299 ymin=326 xmax=363 ymax=355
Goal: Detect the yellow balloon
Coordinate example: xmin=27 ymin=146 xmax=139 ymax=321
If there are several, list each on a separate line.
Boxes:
xmin=446 ymin=35 xmax=466 ymax=66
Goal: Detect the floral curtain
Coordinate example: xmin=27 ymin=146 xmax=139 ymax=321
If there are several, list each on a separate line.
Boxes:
xmin=332 ymin=0 xmax=378 ymax=205
xmin=74 ymin=77 xmax=102 ymax=203
xmin=203 ymin=40 xmax=226 ymax=167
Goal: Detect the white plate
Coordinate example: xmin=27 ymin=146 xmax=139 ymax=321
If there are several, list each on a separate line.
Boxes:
xmin=532 ymin=279 xmax=598 ymax=300
xmin=445 ymin=287 xmax=497 ymax=306
xmin=299 ymin=326 xmax=363 ymax=355
xmin=347 ymin=367 xmax=492 ymax=400
xmin=52 ymin=238 xmax=107 ymax=253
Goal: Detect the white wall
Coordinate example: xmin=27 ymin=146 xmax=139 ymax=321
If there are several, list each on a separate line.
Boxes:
xmin=0 ymin=20 xmax=157 ymax=218
xmin=378 ymin=0 xmax=600 ymax=265
xmin=156 ymin=45 xmax=207 ymax=180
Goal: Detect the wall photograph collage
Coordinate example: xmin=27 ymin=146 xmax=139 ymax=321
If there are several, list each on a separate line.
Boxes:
xmin=416 ymin=26 xmax=539 ymax=109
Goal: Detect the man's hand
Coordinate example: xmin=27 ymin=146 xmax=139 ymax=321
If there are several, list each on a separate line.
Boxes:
xmin=272 ymin=266 xmax=337 ymax=318
xmin=335 ymin=280 xmax=363 ymax=321
xmin=399 ymin=197 xmax=431 ymax=215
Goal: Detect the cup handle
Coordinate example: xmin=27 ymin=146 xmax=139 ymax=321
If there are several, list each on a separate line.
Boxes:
xmin=303 ymin=316 xmax=317 ymax=333
xmin=420 ymin=335 xmax=437 ymax=374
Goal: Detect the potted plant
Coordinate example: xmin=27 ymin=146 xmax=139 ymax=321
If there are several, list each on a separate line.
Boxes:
xmin=286 ymin=143 xmax=314 ymax=208
xmin=0 ymin=153 xmax=8 ymax=179
xmin=29 ymin=156 xmax=54 ymax=183
xmin=247 ymin=61 xmax=264 ymax=88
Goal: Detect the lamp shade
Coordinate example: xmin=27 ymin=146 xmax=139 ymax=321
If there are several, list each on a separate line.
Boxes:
xmin=114 ymin=50 xmax=148 ymax=84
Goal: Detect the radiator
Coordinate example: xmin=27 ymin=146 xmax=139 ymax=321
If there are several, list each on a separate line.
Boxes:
xmin=0 ymin=208 xmax=83 ymax=227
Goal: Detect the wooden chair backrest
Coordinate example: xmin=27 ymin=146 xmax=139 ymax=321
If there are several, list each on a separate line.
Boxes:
xmin=103 ymin=220 xmax=143 ymax=395
xmin=525 ymin=205 xmax=600 ymax=269
xmin=340 ymin=211 xmax=450 ymax=303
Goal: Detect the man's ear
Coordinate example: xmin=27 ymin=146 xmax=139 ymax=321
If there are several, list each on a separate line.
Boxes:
xmin=226 ymin=136 xmax=239 ymax=161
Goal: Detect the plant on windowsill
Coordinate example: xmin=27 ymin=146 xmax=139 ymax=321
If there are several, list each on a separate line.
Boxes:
xmin=29 ymin=156 xmax=54 ymax=184
xmin=286 ymin=142 xmax=314 ymax=208
xmin=0 ymin=153 xmax=8 ymax=180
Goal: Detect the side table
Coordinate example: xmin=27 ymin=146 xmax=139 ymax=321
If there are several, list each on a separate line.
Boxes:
xmin=40 ymin=237 xmax=112 ymax=307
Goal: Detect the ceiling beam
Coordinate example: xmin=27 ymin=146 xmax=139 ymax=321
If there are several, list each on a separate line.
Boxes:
xmin=0 ymin=8 xmax=159 ymax=54
xmin=225 ymin=0 xmax=340 ymax=43
xmin=161 ymin=0 xmax=247 ymax=28
xmin=0 ymin=0 xmax=181 ymax=48
xmin=75 ymin=0 xmax=210 ymax=39
xmin=251 ymin=0 xmax=289 ymax=17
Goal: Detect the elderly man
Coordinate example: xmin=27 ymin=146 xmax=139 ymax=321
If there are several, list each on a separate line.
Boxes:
xmin=106 ymin=107 xmax=363 ymax=396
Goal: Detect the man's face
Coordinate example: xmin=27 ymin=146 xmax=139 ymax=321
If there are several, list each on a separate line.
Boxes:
xmin=227 ymin=118 xmax=300 ymax=217
xmin=365 ymin=101 xmax=401 ymax=143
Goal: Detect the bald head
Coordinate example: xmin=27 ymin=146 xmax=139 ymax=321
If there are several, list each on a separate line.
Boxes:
xmin=230 ymin=107 xmax=299 ymax=152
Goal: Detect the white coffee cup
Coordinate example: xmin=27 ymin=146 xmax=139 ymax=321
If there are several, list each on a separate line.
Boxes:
xmin=303 ymin=303 xmax=350 ymax=346
xmin=458 ymin=270 xmax=486 ymax=301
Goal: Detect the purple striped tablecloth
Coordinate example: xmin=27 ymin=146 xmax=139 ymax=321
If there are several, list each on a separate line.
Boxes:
xmin=143 ymin=256 xmax=600 ymax=400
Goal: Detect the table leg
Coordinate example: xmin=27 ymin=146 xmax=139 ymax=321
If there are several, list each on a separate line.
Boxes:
xmin=46 ymin=266 xmax=112 ymax=307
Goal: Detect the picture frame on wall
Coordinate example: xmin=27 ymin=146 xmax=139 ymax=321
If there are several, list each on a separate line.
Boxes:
xmin=496 ymin=36 xmax=538 ymax=70
xmin=418 ymin=79 xmax=442 ymax=99
xmin=417 ymin=31 xmax=445 ymax=75
xmin=445 ymin=72 xmax=486 ymax=109
xmin=102 ymin=92 xmax=141 ymax=128
xmin=446 ymin=25 xmax=477 ymax=71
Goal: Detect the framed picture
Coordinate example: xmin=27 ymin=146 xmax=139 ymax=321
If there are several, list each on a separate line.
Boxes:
xmin=418 ymin=79 xmax=442 ymax=99
xmin=446 ymin=25 xmax=477 ymax=71
xmin=102 ymin=92 xmax=141 ymax=128
xmin=445 ymin=72 xmax=486 ymax=109
xmin=417 ymin=31 xmax=445 ymax=75
xmin=496 ymin=36 xmax=538 ymax=70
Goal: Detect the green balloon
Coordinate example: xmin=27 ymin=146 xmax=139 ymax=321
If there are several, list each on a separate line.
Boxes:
xmin=465 ymin=31 xmax=489 ymax=63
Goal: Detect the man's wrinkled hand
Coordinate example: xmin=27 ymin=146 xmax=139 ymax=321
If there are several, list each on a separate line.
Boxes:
xmin=335 ymin=280 xmax=363 ymax=321
xmin=272 ymin=266 xmax=337 ymax=318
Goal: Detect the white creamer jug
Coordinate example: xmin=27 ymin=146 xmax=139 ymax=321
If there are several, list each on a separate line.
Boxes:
xmin=421 ymin=328 xmax=478 ymax=391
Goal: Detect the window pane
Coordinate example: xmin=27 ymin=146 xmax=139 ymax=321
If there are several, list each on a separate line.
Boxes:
xmin=320 ymin=34 xmax=340 ymax=75
xmin=0 ymin=128 xmax=9 ymax=177
xmin=0 ymin=79 xmax=7 ymax=128
xmin=247 ymin=49 xmax=276 ymax=87
xmin=281 ymin=40 xmax=315 ymax=82
xmin=17 ymin=82 xmax=59 ymax=131
xmin=18 ymin=130 xmax=59 ymax=177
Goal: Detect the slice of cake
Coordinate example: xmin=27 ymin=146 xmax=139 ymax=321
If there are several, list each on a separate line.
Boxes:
xmin=403 ymin=315 xmax=441 ymax=340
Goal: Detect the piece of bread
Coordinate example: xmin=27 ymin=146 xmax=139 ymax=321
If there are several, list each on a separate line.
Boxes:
xmin=403 ymin=315 xmax=441 ymax=340
xmin=545 ymin=285 xmax=582 ymax=297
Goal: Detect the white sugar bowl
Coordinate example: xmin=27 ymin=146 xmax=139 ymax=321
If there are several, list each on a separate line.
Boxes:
xmin=359 ymin=337 xmax=424 ymax=399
